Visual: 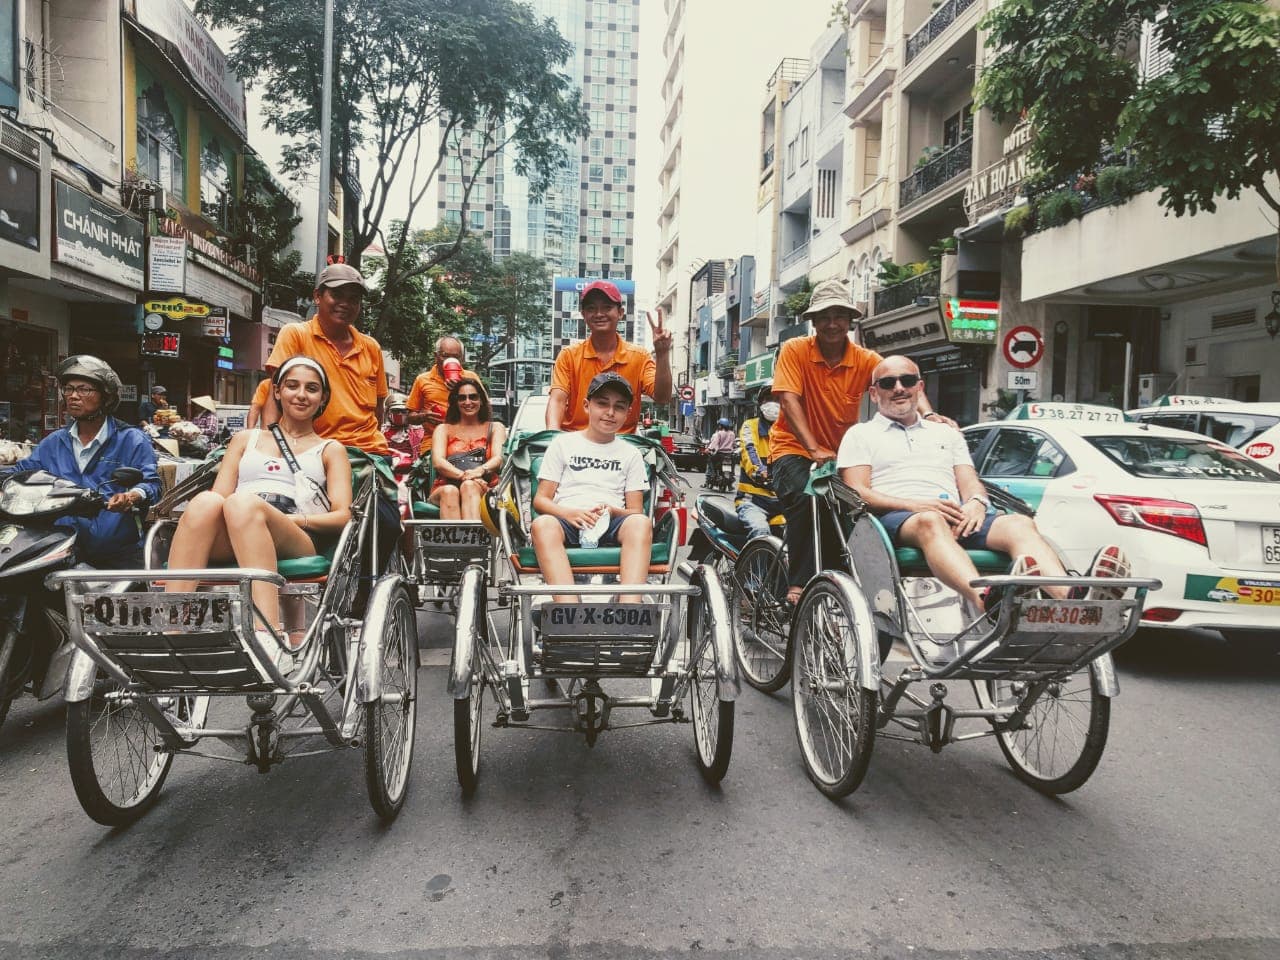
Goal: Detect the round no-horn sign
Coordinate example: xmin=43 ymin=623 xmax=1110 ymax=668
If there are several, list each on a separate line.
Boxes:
xmin=1002 ymin=325 xmax=1044 ymax=369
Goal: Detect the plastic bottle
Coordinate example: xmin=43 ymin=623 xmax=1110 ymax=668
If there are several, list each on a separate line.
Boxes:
xmin=580 ymin=510 xmax=611 ymax=549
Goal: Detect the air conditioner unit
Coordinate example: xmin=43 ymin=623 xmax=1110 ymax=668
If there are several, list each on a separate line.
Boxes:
xmin=148 ymin=187 xmax=167 ymax=212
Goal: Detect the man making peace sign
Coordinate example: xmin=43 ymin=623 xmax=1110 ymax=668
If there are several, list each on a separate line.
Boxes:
xmin=546 ymin=280 xmax=673 ymax=434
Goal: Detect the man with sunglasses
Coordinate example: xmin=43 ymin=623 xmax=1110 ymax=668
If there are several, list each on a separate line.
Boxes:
xmin=837 ymin=356 xmax=1089 ymax=612
xmin=769 ymin=278 xmax=948 ymax=605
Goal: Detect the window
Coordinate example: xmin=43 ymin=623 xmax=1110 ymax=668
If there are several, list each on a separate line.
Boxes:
xmin=614 ymin=111 xmax=630 ymax=132
xmin=471 ymin=182 xmax=487 ymax=203
xmin=470 ymin=130 xmax=487 ymax=153
xmin=591 ymin=83 xmax=606 ymax=103
xmin=980 ymin=430 xmax=1067 ymax=479
xmin=586 ymin=216 xmax=603 ymax=235
xmin=588 ymin=189 xmax=602 ymax=208
xmin=1 ymin=0 xmax=18 ymax=109
xmin=585 ymin=243 xmax=601 ymax=262
xmin=800 ymin=127 xmax=810 ymax=165
xmin=856 ymin=254 xmax=870 ymax=304
xmin=589 ymin=109 xmax=605 ymax=131
xmin=593 ymin=56 xmax=607 ymax=76
xmin=611 ymin=245 xmax=626 ymax=265
xmin=136 ymin=83 xmax=185 ymax=201
xmin=618 ymin=31 xmax=632 ymax=51
xmin=616 ymin=59 xmax=631 ymax=81
xmin=445 ymin=181 xmax=462 ymax=202
xmin=590 ymin=137 xmax=604 ymax=156
xmin=199 ymin=137 xmax=231 ymax=229
xmin=445 ymin=156 xmax=462 ymax=176
xmin=592 ymin=29 xmax=608 ymax=48
xmin=610 ymin=191 xmax=628 ymax=213
xmin=442 ymin=208 xmax=462 ymax=227
xmin=468 ymin=209 xmax=485 ymax=231
xmin=942 ymin=103 xmax=974 ymax=149
xmin=617 ymin=4 xmax=633 ymax=24
xmin=963 ymin=428 xmax=992 ymax=458
xmin=1089 ymin=436 xmax=1278 ymax=482
xmin=589 ymin=164 xmax=604 ymax=182
xmin=612 ymin=165 xmax=628 ymax=184
xmin=786 ymin=139 xmax=796 ymax=175
xmin=592 ymin=2 xmax=608 ymax=20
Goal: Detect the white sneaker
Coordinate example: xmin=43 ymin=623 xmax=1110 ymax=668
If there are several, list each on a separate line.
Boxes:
xmin=1082 ymin=544 xmax=1130 ymax=601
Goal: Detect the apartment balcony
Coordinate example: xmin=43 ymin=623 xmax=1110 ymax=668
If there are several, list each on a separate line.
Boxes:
xmin=873 ymin=269 xmax=940 ymax=316
xmin=844 ymin=51 xmax=896 ymax=121
xmin=905 ymin=0 xmax=978 ymax=65
xmin=715 ymin=355 xmax=738 ymax=379
xmin=899 ymin=137 xmax=972 ymax=209
xmin=778 ymin=242 xmax=810 ymax=288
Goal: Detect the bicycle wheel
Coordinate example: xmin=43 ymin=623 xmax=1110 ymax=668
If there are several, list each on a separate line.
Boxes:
xmin=453 ymin=573 xmax=486 ymax=795
xmin=66 ymin=668 xmax=208 ymax=826
xmin=791 ymin=578 xmax=876 ymax=799
xmin=989 ymin=663 xmax=1110 ymax=794
xmin=688 ymin=594 xmax=733 ymax=782
xmin=730 ymin=538 xmax=791 ymax=692
xmin=364 ymin=583 xmax=419 ymax=820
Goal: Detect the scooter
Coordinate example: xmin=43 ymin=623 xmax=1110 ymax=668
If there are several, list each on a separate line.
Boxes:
xmin=0 ymin=466 xmax=143 ymax=735
xmin=687 ymin=493 xmax=754 ymax=576
xmin=705 ymin=451 xmax=736 ymax=492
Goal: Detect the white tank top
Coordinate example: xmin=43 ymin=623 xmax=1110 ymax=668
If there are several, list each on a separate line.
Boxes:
xmin=237 ymin=429 xmax=333 ymax=501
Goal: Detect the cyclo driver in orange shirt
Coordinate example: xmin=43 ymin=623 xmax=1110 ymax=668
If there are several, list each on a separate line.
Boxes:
xmin=769 ymin=278 xmax=954 ymax=607
xmin=546 ymin=280 xmax=673 ymax=434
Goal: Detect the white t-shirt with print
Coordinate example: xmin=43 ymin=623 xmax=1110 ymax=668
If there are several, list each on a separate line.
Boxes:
xmin=538 ymin=431 xmax=649 ymax=511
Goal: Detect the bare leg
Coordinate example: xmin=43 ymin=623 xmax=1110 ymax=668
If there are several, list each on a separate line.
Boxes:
xmin=222 ymin=491 xmax=316 ymax=629
xmin=459 ymin=478 xmax=485 ymax=521
xmin=898 ymin=512 xmax=987 ymax=608
xmin=983 ymin=514 xmax=1070 ymax=599
xmin=430 ymin=484 xmax=462 ymax=520
xmin=164 ymin=491 xmax=235 ymax=595
xmin=616 ymin=515 xmax=653 ymax=603
xmin=531 ymin=514 xmax=575 ymax=603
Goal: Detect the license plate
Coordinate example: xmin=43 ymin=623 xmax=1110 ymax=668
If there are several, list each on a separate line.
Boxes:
xmin=418 ymin=524 xmax=488 ymax=546
xmin=1263 ymin=526 xmax=1280 ymax=564
xmin=1015 ymin=599 xmax=1123 ymax=633
xmin=82 ymin=593 xmax=233 ymax=633
xmin=541 ymin=602 xmax=665 ymax=639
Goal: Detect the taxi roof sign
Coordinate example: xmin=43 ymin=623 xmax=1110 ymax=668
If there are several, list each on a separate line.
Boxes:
xmin=1008 ymin=402 xmax=1130 ymax=423
xmin=1155 ymin=395 xmax=1235 ymax=407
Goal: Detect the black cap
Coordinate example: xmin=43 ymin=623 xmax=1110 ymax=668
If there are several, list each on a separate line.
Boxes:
xmin=586 ymin=371 xmax=634 ymax=402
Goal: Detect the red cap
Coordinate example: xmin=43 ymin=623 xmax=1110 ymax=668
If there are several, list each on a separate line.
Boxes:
xmin=579 ymin=280 xmax=623 ymax=306
xmin=442 ymin=357 xmax=463 ymax=384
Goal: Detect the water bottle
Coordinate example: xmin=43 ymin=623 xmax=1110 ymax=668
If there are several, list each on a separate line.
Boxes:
xmin=580 ymin=510 xmax=610 ymax=549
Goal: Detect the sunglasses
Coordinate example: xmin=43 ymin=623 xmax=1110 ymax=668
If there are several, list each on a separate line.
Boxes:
xmin=456 ymin=393 xmax=482 ymax=401
xmin=874 ymin=374 xmax=921 ymax=390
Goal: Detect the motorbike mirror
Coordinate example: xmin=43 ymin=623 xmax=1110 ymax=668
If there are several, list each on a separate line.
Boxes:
xmin=111 ymin=467 xmax=144 ymax=487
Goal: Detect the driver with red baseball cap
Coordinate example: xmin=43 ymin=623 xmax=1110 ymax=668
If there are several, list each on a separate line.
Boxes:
xmin=546 ymin=280 xmax=672 ymax=434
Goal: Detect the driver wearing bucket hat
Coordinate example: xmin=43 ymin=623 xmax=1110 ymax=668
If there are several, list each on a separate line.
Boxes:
xmin=768 ymin=277 xmax=954 ymax=605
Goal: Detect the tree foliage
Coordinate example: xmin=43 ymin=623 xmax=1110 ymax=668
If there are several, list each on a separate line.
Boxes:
xmin=362 ymin=225 xmax=551 ymax=378
xmin=977 ymin=0 xmax=1280 ymax=282
xmin=229 ymin=154 xmax=313 ymax=312
xmin=196 ymin=0 xmax=588 ymax=318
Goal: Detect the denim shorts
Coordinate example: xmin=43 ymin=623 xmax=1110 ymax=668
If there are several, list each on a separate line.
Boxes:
xmin=557 ymin=514 xmax=628 ymax=548
xmin=878 ymin=508 xmax=997 ymax=550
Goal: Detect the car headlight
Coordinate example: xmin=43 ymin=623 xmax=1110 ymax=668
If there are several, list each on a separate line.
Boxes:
xmin=0 ymin=473 xmax=83 ymax=517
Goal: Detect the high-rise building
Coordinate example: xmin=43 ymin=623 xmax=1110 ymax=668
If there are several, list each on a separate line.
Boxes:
xmin=435 ymin=0 xmax=641 ymax=360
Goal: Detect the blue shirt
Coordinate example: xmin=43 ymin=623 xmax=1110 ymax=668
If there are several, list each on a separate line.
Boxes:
xmin=3 ymin=417 xmax=162 ymax=566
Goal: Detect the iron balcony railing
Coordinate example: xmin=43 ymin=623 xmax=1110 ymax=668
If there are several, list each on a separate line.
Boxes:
xmin=905 ymin=0 xmax=978 ymax=65
xmin=899 ymin=137 xmax=972 ymax=208
xmin=873 ymin=268 xmax=940 ymax=316
xmin=715 ymin=356 xmax=738 ymax=378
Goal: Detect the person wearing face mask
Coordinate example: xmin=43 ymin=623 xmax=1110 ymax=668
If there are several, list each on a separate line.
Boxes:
xmin=734 ymin=382 xmax=785 ymax=540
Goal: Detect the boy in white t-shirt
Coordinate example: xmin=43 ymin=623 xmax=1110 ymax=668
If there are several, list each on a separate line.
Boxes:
xmin=531 ymin=372 xmax=653 ymax=601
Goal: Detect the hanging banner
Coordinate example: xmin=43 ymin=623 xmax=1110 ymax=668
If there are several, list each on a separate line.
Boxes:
xmin=148 ymin=235 xmax=186 ymax=292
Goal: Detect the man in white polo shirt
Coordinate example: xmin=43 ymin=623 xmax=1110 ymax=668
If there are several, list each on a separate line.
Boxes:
xmin=836 ymin=355 xmax=1118 ymax=612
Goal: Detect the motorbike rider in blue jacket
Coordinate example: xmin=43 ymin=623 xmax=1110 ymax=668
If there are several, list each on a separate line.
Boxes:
xmin=2 ymin=356 xmax=161 ymax=567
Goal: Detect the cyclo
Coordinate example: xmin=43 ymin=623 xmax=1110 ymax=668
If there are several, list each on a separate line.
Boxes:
xmin=735 ymin=464 xmax=1159 ymax=798
xmin=46 ymin=451 xmax=419 ymax=825
xmin=448 ymin=429 xmax=739 ymax=793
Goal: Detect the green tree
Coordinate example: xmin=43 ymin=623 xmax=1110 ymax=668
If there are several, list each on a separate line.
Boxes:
xmin=196 ymin=0 xmax=588 ymax=317
xmin=229 ymin=154 xmax=313 ymax=312
xmin=977 ymin=0 xmax=1280 ymax=283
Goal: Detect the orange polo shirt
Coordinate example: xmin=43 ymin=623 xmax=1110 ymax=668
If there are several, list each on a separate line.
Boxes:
xmin=550 ymin=336 xmax=657 ymax=434
xmin=267 ymin=318 xmax=389 ymax=454
xmin=252 ymin=377 xmax=271 ymax=408
xmin=769 ymin=335 xmax=882 ymax=460
xmin=406 ymin=366 xmax=482 ymax=451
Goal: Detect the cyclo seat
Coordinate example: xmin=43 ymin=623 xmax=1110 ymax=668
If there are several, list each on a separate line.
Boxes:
xmin=697 ymin=496 xmax=750 ymax=541
xmin=503 ymin=429 xmax=678 ymax=573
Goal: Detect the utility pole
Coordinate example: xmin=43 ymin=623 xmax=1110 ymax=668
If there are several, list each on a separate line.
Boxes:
xmin=314 ymin=0 xmax=335 ymax=277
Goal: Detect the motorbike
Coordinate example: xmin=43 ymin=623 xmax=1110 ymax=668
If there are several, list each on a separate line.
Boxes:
xmin=687 ymin=493 xmax=754 ymax=575
xmin=705 ymin=451 xmax=736 ymax=492
xmin=0 ymin=466 xmax=144 ymax=735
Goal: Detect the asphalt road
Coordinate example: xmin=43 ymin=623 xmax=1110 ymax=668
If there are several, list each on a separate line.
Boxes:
xmin=1 ymin=476 xmax=1277 ymax=960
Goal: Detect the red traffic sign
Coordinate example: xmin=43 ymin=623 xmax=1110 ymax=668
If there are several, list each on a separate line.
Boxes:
xmin=679 ymin=385 xmax=695 ymax=401
xmin=1002 ymin=325 xmax=1044 ymax=369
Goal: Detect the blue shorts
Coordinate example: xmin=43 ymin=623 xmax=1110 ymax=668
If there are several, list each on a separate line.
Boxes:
xmin=878 ymin=509 xmax=997 ymax=550
xmin=557 ymin=514 xmax=629 ymax=548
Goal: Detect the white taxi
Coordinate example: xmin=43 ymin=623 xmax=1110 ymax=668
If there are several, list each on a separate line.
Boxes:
xmin=964 ymin=402 xmax=1280 ymax=647
xmin=1127 ymin=396 xmax=1280 ymax=473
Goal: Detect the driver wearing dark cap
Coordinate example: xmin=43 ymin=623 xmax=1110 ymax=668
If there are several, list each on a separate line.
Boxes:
xmin=546 ymin=280 xmax=673 ymax=434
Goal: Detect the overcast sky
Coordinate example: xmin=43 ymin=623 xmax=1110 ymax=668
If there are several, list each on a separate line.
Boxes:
xmin=232 ymin=1 xmax=836 ymax=300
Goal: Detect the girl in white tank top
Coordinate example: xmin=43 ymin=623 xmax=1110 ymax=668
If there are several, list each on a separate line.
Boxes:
xmin=162 ymin=356 xmax=354 ymax=665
